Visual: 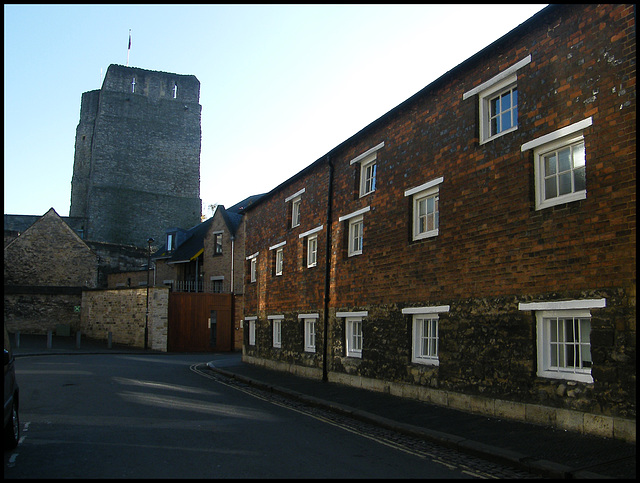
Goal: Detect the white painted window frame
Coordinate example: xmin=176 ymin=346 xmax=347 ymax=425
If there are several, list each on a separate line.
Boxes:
xmin=463 ymin=55 xmax=531 ymax=145
xmin=270 ymin=241 xmax=286 ymax=276
xmin=522 ymin=118 xmax=592 ymax=211
xmin=269 ymin=315 xmax=284 ymax=349
xmin=405 ymin=177 xmax=443 ymax=241
xmin=350 ymin=142 xmax=384 ymax=198
xmin=403 ymin=305 xmax=449 ymax=366
xmin=339 ymin=207 xmax=370 ymax=257
xmin=299 ymin=225 xmax=323 ymax=268
xmin=299 ymin=313 xmax=319 ymax=353
xmin=519 ymin=298 xmax=604 ymax=383
xmin=245 ymin=316 xmax=257 ymax=346
xmin=275 ymin=248 xmax=284 ymax=276
xmin=286 ymin=188 xmax=305 ymax=228
xmin=246 ymin=252 xmax=259 ymax=283
xmin=337 ymin=311 xmax=367 ymax=359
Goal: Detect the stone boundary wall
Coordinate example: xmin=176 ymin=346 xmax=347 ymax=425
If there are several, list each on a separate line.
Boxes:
xmin=80 ymin=287 xmax=169 ymax=351
xmin=243 ymin=354 xmax=635 ymax=443
xmin=4 ymin=290 xmax=82 ymax=335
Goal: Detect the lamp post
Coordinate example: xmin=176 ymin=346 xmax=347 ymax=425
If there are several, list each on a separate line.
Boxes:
xmin=145 ymin=237 xmax=154 ymax=350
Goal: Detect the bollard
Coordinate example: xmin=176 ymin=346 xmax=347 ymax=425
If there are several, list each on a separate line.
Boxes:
xmin=47 ymin=330 xmax=53 ymax=349
xmin=76 ymin=331 xmax=81 ymax=349
xmin=15 ymin=331 xmax=20 ymax=348
xmin=108 ymin=331 xmax=112 ymax=349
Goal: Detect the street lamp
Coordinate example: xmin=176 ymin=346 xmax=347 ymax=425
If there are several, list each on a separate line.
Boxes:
xmin=145 ymin=237 xmax=154 ymax=350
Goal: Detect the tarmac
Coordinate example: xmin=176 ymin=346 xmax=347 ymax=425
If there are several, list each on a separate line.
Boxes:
xmin=9 ymin=333 xmax=636 ymax=479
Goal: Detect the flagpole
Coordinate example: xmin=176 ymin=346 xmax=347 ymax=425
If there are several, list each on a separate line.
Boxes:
xmin=127 ymin=29 xmax=131 ymax=66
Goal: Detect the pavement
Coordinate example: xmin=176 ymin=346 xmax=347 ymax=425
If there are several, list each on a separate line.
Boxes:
xmin=10 ymin=333 xmax=636 ymax=479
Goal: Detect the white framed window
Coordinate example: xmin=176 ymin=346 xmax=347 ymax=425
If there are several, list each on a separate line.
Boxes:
xmin=463 ymin=55 xmax=531 ymax=144
xmin=482 ymin=77 xmax=518 ymax=141
xmin=403 ymin=305 xmax=449 ymax=365
xmin=299 ymin=225 xmax=323 ymax=269
xmin=269 ymin=315 xmax=283 ymax=349
xmin=285 ymin=188 xmax=305 ymax=228
xmin=345 ymin=317 xmax=363 ymax=358
xmin=339 ymin=207 xmax=370 ymax=257
xmin=305 ymin=319 xmax=316 ymax=352
xmin=269 ymin=241 xmax=286 ymax=276
xmin=360 ymin=156 xmax=377 ymax=197
xmin=519 ymin=298 xmax=604 ymax=383
xmin=412 ymin=316 xmax=439 ymax=365
xmin=291 ymin=197 xmax=301 ymax=227
xmin=167 ymin=233 xmax=176 ymax=251
xmin=273 ymin=319 xmax=281 ymax=348
xmin=337 ymin=311 xmax=367 ymax=358
xmin=522 ymin=118 xmax=592 ymax=210
xmin=275 ymin=248 xmax=284 ymax=276
xmin=246 ymin=317 xmax=257 ymax=346
xmin=246 ymin=252 xmax=259 ymax=283
xmin=405 ymin=177 xmax=443 ymax=241
xmin=348 ymin=216 xmax=364 ymax=256
xmin=300 ymin=314 xmax=319 ymax=353
xmin=307 ymin=235 xmax=318 ymax=268
xmin=350 ymin=142 xmax=384 ymax=198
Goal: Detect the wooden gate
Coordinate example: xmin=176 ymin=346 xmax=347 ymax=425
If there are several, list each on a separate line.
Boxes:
xmin=168 ymin=292 xmax=234 ymax=352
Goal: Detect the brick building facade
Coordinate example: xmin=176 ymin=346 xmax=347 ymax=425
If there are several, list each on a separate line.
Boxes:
xmin=242 ymin=4 xmax=636 ymax=439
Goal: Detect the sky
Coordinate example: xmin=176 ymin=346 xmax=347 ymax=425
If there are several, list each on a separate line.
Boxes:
xmin=4 ymin=4 xmax=547 ymax=220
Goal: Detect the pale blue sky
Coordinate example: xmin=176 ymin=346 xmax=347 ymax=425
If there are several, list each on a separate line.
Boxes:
xmin=4 ymin=4 xmax=546 ymax=219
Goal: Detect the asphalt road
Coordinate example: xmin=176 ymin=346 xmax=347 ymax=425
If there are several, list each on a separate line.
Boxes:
xmin=5 ymin=352 xmax=533 ymax=478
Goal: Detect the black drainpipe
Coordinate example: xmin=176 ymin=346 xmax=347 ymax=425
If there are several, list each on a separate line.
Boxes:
xmin=322 ymin=155 xmax=334 ymax=382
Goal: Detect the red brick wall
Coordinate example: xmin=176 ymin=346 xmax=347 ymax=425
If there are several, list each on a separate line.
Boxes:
xmin=328 ymin=3 xmax=635 ymax=306
xmin=242 ymin=4 xmax=636 ymax=419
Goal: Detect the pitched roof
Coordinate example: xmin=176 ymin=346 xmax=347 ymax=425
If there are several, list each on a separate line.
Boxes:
xmin=151 ymin=193 xmax=264 ymax=263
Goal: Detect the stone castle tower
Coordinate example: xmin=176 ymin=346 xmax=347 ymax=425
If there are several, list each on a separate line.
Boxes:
xmin=69 ymin=64 xmax=202 ymax=248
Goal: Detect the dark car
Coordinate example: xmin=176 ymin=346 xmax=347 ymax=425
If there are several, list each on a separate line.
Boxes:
xmin=4 ymin=325 xmax=20 ymax=450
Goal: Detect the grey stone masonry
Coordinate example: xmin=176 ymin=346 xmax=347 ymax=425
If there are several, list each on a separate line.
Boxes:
xmin=70 ymin=64 xmax=202 ymax=248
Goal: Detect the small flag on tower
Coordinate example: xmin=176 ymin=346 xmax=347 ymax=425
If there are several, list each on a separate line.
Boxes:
xmin=127 ymin=29 xmax=131 ymax=66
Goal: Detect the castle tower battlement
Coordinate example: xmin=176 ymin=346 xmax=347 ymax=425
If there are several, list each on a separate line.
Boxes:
xmin=70 ymin=64 xmax=202 ymax=247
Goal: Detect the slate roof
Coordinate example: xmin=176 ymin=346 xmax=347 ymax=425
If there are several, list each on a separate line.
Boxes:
xmin=151 ymin=193 xmax=265 ymax=264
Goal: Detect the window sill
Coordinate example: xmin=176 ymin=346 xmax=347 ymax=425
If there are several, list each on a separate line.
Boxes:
xmin=537 ymin=370 xmax=593 ymax=384
xmin=480 ymin=125 xmax=518 ymax=145
xmin=536 ymin=191 xmax=586 ymax=211
xmin=411 ymin=358 xmax=439 ymax=366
